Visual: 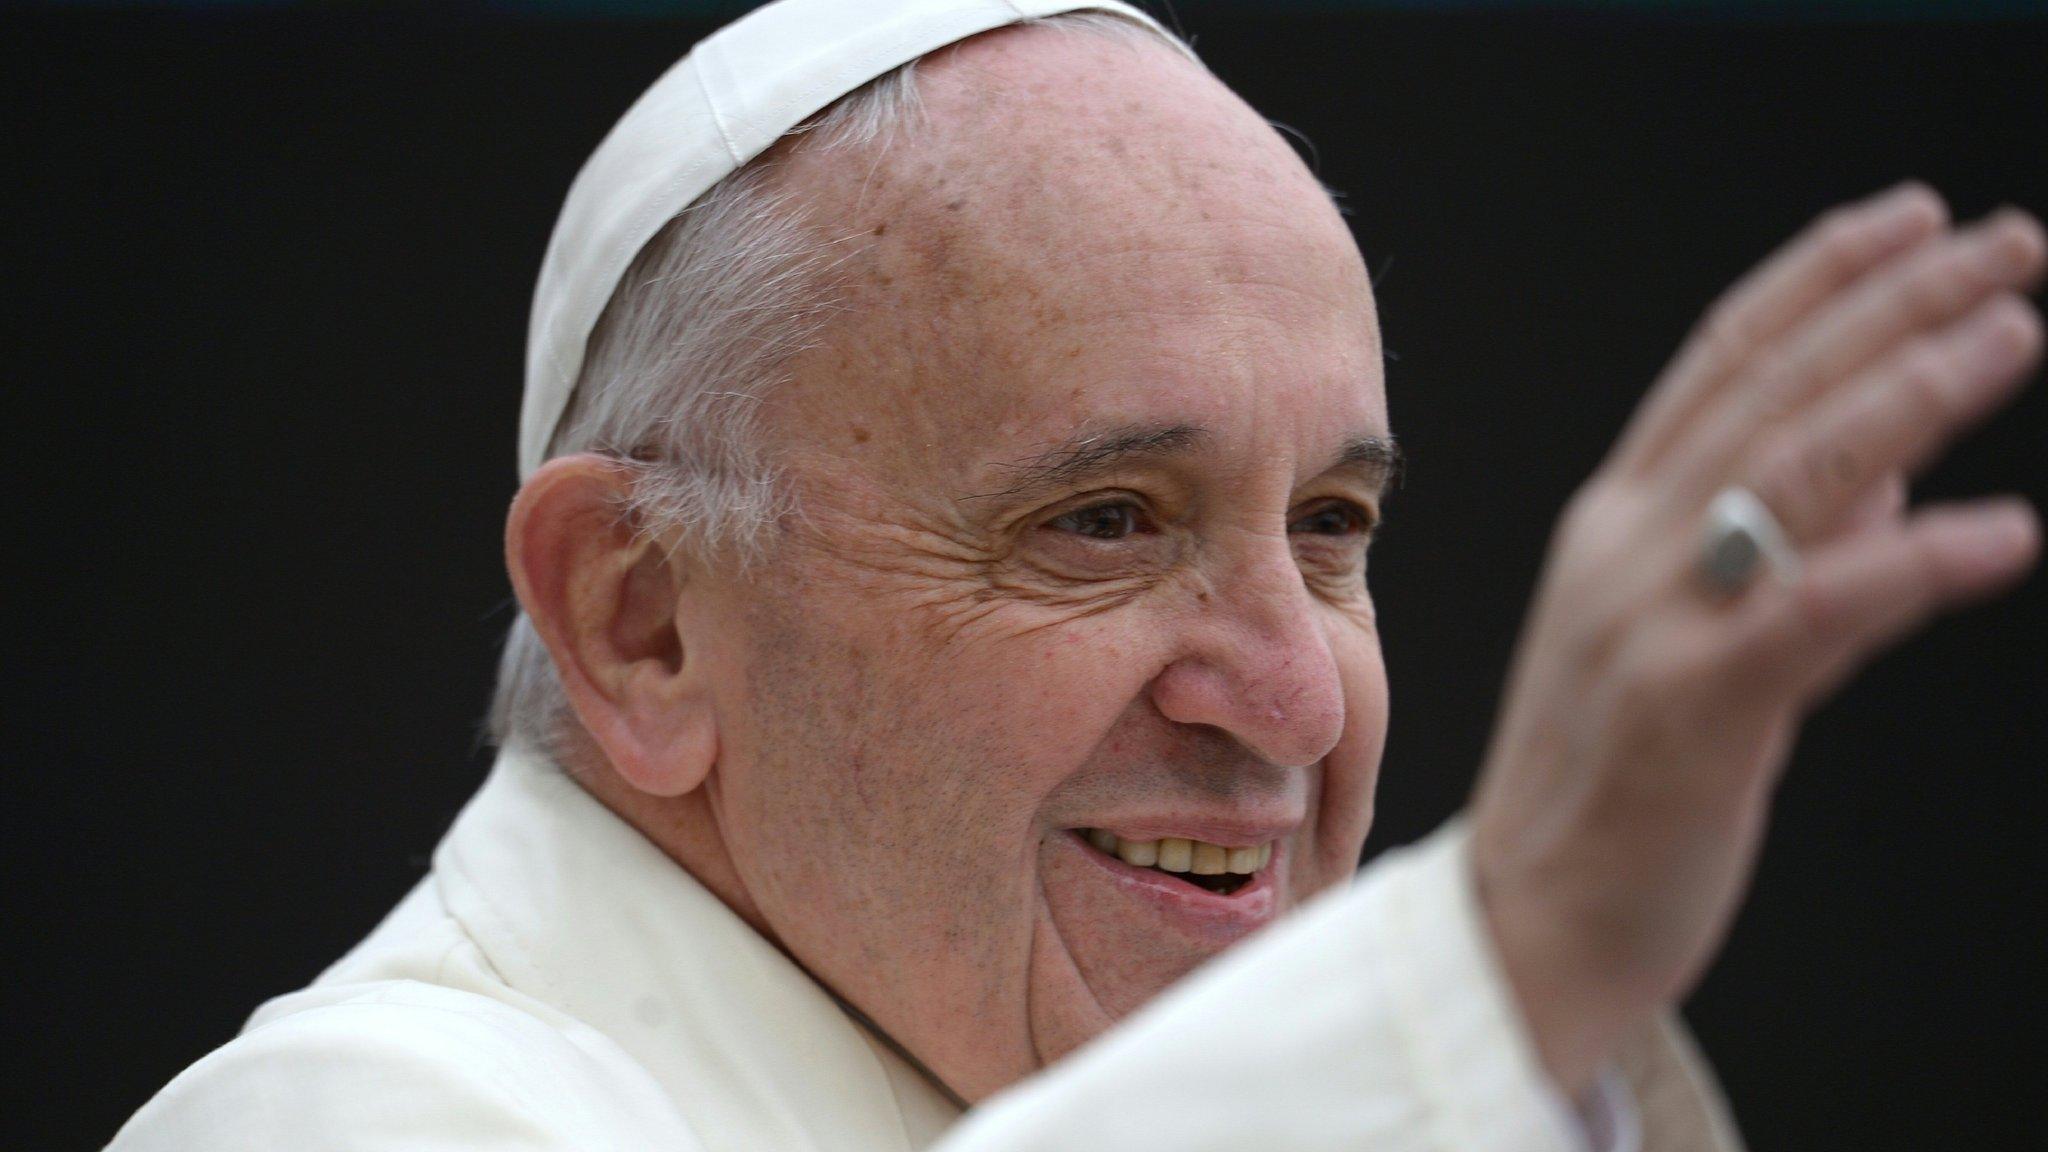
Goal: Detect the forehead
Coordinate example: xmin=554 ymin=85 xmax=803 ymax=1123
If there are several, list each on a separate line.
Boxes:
xmin=766 ymin=24 xmax=1384 ymax=485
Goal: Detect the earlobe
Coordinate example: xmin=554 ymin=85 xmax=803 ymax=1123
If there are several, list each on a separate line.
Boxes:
xmin=504 ymin=455 xmax=719 ymax=797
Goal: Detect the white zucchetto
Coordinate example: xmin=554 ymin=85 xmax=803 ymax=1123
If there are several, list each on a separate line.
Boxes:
xmin=520 ymin=0 xmax=1178 ymax=478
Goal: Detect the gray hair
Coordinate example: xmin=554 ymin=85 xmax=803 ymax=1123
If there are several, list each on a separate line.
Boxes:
xmin=488 ymin=11 xmax=1196 ymax=759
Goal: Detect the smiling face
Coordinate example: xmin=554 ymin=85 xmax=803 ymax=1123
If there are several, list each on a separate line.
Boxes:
xmin=681 ymin=27 xmax=1389 ymax=1100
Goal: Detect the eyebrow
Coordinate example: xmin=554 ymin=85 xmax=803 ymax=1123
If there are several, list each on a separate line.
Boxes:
xmin=975 ymin=422 xmax=1402 ymax=501
xmin=977 ymin=423 xmax=1207 ymax=501
xmin=1332 ymin=434 xmax=1405 ymax=496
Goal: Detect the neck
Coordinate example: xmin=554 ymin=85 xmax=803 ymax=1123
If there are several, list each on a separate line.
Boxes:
xmin=563 ymin=748 xmax=970 ymax=1108
xmin=562 ymin=747 xmax=772 ymax=940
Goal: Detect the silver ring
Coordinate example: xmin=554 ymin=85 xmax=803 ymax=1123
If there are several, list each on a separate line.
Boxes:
xmin=1698 ymin=487 xmax=1801 ymax=595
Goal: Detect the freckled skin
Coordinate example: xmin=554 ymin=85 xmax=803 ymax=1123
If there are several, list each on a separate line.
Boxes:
xmin=635 ymin=27 xmax=1390 ymax=1101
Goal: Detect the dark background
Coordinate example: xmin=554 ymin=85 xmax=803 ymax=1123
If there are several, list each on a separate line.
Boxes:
xmin=7 ymin=2 xmax=2043 ymax=1147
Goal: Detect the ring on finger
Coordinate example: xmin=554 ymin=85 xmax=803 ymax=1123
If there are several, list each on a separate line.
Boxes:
xmin=1698 ymin=486 xmax=1803 ymax=596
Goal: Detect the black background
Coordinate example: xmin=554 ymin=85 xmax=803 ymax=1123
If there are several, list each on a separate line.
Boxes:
xmin=7 ymin=4 xmax=2044 ymax=1148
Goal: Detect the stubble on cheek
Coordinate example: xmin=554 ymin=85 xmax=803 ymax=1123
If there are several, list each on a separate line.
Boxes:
xmin=1022 ymin=888 xmax=1120 ymax=1069
xmin=715 ymin=570 xmax=1055 ymax=1083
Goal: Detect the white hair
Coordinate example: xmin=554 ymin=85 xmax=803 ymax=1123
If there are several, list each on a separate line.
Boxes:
xmin=488 ymin=12 xmax=1197 ymax=758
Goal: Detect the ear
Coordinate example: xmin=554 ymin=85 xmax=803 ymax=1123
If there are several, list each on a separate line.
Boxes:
xmin=505 ymin=454 xmax=717 ymax=797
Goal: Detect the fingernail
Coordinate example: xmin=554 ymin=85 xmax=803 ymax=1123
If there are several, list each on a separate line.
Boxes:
xmin=1971 ymin=500 xmax=2041 ymax=567
xmin=1869 ymin=182 xmax=1946 ymax=238
xmin=1961 ymin=297 xmax=2041 ymax=372
xmin=1980 ymin=210 xmax=2046 ymax=277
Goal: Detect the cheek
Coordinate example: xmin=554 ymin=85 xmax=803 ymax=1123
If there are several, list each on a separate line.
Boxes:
xmin=714 ymin=594 xmax=1050 ymax=1004
xmin=927 ymin=618 xmax=1171 ymax=804
xmin=728 ymin=579 xmax=1164 ymax=860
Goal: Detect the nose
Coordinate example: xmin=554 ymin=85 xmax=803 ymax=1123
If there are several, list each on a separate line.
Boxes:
xmin=1148 ymin=543 xmax=1347 ymax=770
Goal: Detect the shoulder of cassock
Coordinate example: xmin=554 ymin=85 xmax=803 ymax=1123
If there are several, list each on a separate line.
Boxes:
xmin=105 ymin=746 xmax=1745 ymax=1152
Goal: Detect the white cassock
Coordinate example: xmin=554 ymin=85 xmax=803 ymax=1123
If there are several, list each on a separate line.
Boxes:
xmin=108 ymin=748 xmax=1745 ymax=1151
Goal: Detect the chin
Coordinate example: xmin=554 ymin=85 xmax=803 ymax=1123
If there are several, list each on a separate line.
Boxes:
xmin=1010 ymin=837 xmax=1286 ymax=1089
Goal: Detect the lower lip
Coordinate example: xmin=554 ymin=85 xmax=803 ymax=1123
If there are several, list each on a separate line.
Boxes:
xmin=1061 ymin=830 xmax=1282 ymax=940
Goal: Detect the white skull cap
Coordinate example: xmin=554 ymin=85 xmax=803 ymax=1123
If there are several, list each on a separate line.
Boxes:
xmin=520 ymin=0 xmax=1183 ymax=478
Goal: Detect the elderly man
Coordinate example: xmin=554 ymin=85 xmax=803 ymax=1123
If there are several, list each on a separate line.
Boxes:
xmin=110 ymin=0 xmax=2042 ymax=1148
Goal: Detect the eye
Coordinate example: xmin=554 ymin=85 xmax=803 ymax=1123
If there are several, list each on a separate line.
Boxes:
xmin=1024 ymin=496 xmax=1176 ymax=585
xmin=1046 ymin=501 xmax=1150 ymax=540
xmin=1289 ymin=501 xmax=1374 ymax=538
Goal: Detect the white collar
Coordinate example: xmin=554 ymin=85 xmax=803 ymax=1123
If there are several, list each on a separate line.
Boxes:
xmin=435 ymin=747 xmax=961 ymax=1151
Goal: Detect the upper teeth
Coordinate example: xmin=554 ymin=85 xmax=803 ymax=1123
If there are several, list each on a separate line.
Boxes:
xmin=1085 ymin=829 xmax=1272 ymax=875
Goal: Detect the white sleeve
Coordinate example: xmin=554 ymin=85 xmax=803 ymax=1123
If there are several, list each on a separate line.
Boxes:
xmin=1573 ymin=1065 xmax=1644 ymax=1152
xmin=936 ymin=819 xmax=1598 ymax=1152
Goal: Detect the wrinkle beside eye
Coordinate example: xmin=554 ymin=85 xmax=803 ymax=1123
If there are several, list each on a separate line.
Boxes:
xmin=795 ymin=492 xmax=1162 ymax=647
xmin=791 ymin=492 xmax=1004 ymax=593
xmin=896 ymin=562 xmax=1158 ymax=651
xmin=983 ymin=565 xmax=1159 ymax=616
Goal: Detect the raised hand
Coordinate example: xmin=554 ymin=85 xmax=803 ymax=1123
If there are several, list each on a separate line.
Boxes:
xmin=1465 ymin=184 xmax=2045 ymax=1096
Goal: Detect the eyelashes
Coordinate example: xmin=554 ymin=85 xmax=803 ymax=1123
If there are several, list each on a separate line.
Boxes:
xmin=1041 ymin=497 xmax=1377 ymax=542
xmin=1030 ymin=494 xmax=1378 ymax=587
xmin=1288 ymin=499 xmax=1378 ymax=540
xmin=1046 ymin=501 xmax=1150 ymax=540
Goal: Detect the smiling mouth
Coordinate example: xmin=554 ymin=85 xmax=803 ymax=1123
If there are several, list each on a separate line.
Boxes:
xmin=1080 ymin=828 xmax=1274 ymax=896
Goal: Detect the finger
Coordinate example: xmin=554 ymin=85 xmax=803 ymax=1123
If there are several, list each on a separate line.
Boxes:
xmin=1745 ymin=293 xmax=2042 ymax=543
xmin=1825 ymin=470 xmax=1906 ymax=544
xmin=1670 ymin=209 xmax=2046 ymax=495
xmin=1727 ymin=498 xmax=2041 ymax=709
xmin=1611 ymin=183 xmax=1948 ymax=478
